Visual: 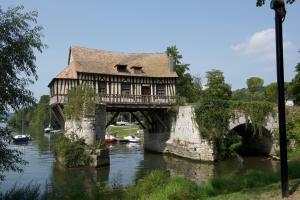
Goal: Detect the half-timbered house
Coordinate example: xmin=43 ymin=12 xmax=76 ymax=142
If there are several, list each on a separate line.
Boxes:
xmin=48 ymin=46 xmax=178 ymax=127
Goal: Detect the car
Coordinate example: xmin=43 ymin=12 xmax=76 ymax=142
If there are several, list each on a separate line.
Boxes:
xmin=116 ymin=121 xmax=129 ymax=126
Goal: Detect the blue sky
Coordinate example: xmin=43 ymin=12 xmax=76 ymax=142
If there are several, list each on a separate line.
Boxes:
xmin=2 ymin=0 xmax=300 ymax=100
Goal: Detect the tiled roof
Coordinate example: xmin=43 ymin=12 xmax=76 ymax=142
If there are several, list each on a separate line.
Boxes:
xmin=54 ymin=46 xmax=177 ymax=79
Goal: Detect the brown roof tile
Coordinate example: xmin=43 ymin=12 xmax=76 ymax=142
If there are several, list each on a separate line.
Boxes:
xmin=55 ymin=46 xmax=178 ymax=79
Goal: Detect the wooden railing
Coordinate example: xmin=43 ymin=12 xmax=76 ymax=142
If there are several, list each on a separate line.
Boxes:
xmin=50 ymin=94 xmax=176 ymax=105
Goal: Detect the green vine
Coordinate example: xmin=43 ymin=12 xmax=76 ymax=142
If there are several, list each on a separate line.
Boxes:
xmin=64 ymin=85 xmax=97 ymax=121
xmin=194 ymin=99 xmax=274 ymax=158
xmin=229 ymin=101 xmax=274 ymax=135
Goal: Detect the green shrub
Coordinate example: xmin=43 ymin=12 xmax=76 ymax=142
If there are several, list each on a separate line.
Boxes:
xmin=0 ymin=183 xmax=41 ymax=200
xmin=52 ymin=134 xmax=91 ymax=167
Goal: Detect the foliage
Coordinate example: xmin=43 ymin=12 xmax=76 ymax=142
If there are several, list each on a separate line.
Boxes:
xmin=229 ymin=100 xmax=274 ymax=135
xmin=0 ymin=5 xmax=45 ymax=180
xmin=286 ymin=107 xmax=300 ymax=144
xmin=52 ymin=134 xmax=91 ymax=168
xmin=291 ymin=63 xmax=300 ymax=104
xmin=195 ymin=98 xmax=230 ymax=141
xmin=125 ymin=158 xmax=300 ymax=200
xmin=95 ymin=139 xmax=106 ymax=149
xmin=0 ymin=183 xmax=41 ymax=200
xmin=256 ymin=0 xmax=295 ymax=6
xmin=194 ymin=70 xmax=232 ymax=158
xmin=0 ymin=127 xmax=28 ymax=181
xmin=166 ymin=45 xmax=201 ymax=103
xmin=246 ymin=77 xmax=264 ymax=94
xmin=246 ymin=77 xmax=264 ymax=100
xmin=64 ymin=85 xmax=96 ymax=120
xmin=204 ymin=69 xmax=232 ymax=100
xmin=7 ymin=95 xmax=53 ymax=132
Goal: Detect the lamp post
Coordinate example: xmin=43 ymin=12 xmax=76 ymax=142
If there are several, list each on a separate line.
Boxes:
xmin=270 ymin=0 xmax=289 ymax=197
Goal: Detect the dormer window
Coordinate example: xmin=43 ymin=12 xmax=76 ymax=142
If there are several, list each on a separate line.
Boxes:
xmin=116 ymin=64 xmax=128 ymax=73
xmin=131 ymin=66 xmax=143 ymax=74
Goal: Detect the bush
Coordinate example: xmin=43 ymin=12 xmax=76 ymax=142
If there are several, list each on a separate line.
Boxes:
xmin=52 ymin=134 xmax=91 ymax=167
xmin=0 ymin=183 xmax=41 ymax=200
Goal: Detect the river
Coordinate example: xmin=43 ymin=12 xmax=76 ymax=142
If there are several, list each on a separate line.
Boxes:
xmin=0 ymin=129 xmax=279 ymax=197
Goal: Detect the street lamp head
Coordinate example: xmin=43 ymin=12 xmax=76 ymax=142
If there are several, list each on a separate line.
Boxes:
xmin=270 ymin=0 xmax=286 ymax=19
xmin=270 ymin=0 xmax=285 ymax=9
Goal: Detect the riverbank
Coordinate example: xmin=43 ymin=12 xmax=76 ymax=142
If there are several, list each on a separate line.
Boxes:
xmin=123 ymin=159 xmax=300 ymax=200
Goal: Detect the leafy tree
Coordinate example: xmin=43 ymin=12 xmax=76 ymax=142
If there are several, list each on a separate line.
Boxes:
xmin=246 ymin=77 xmax=264 ymax=94
xmin=291 ymin=63 xmax=300 ymax=104
xmin=64 ymin=85 xmax=96 ymax=121
xmin=264 ymin=82 xmax=292 ymax=103
xmin=0 ymin=6 xmax=46 ymax=180
xmin=256 ymin=0 xmax=295 ymax=6
xmin=232 ymin=88 xmax=251 ymax=101
xmin=166 ymin=45 xmax=201 ymax=103
xmin=204 ymin=69 xmax=232 ymax=100
xmin=246 ymin=77 xmax=264 ymax=100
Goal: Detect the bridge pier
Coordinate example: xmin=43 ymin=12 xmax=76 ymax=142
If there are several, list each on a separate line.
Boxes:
xmin=95 ymin=104 xmax=106 ymax=142
xmin=144 ymin=106 xmax=216 ymax=161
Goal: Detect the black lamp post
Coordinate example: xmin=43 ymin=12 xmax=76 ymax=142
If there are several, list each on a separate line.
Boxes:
xmin=270 ymin=0 xmax=289 ymax=198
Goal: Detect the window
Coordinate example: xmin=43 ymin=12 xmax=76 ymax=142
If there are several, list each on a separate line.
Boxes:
xmin=98 ymin=81 xmax=106 ymax=95
xmin=156 ymin=84 xmax=165 ymax=96
xmin=131 ymin=66 xmax=143 ymax=74
xmin=116 ymin=64 xmax=128 ymax=73
xmin=121 ymin=83 xmax=130 ymax=95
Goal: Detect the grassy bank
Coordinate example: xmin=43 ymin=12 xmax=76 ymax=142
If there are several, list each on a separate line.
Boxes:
xmin=125 ymin=159 xmax=300 ymax=200
xmin=107 ymin=124 xmax=141 ymax=137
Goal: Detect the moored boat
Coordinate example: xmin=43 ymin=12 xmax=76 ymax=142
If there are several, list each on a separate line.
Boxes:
xmin=105 ymin=134 xmax=117 ymax=143
xmin=123 ymin=135 xmax=141 ymax=143
xmin=44 ymin=124 xmax=53 ymax=133
xmin=12 ymin=134 xmax=31 ymax=143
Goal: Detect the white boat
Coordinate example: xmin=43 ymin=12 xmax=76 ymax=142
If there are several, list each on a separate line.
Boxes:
xmin=44 ymin=125 xmax=53 ymax=133
xmin=12 ymin=134 xmax=31 ymax=143
xmin=123 ymin=135 xmax=141 ymax=143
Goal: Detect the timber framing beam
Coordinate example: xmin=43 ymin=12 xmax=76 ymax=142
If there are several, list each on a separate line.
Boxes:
xmin=130 ymin=112 xmax=146 ymax=129
xmin=140 ymin=111 xmax=152 ymax=125
xmin=106 ymin=112 xmax=120 ymax=128
xmin=150 ymin=111 xmax=168 ymax=130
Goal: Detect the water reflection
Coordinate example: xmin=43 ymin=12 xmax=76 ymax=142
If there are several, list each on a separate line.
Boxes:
xmin=0 ymin=129 xmax=280 ymax=197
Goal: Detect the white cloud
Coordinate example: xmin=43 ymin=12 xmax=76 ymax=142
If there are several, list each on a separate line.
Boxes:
xmin=231 ymin=28 xmax=293 ymax=62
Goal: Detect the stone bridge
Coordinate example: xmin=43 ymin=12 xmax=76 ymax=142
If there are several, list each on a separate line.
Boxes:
xmin=144 ymin=106 xmax=279 ymax=161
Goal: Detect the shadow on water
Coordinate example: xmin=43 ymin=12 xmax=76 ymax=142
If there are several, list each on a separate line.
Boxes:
xmin=0 ymin=129 xmax=280 ymax=198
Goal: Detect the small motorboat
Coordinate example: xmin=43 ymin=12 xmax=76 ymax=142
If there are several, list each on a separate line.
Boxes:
xmin=12 ymin=134 xmax=31 ymax=143
xmin=123 ymin=135 xmax=141 ymax=143
xmin=105 ymin=134 xmax=117 ymax=143
xmin=44 ymin=125 xmax=53 ymax=133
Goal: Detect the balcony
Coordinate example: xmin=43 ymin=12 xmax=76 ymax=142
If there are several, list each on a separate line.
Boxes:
xmin=50 ymin=94 xmax=176 ymax=106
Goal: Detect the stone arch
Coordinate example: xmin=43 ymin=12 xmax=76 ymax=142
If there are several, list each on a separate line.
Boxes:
xmin=229 ymin=123 xmax=274 ymax=156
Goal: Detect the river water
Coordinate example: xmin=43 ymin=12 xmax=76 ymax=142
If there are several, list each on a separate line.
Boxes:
xmin=0 ymin=129 xmax=279 ymax=197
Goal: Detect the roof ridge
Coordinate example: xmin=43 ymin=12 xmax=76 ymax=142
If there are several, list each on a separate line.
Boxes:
xmin=70 ymin=45 xmax=166 ymax=55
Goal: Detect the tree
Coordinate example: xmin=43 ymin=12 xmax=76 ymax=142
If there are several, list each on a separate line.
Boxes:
xmin=0 ymin=6 xmax=46 ymax=180
xmin=246 ymin=77 xmax=264 ymax=100
xmin=204 ymin=69 xmax=232 ymax=100
xmin=291 ymin=63 xmax=300 ymax=104
xmin=264 ymin=82 xmax=292 ymax=103
xmin=166 ymin=45 xmax=201 ymax=103
xmin=256 ymin=0 xmax=295 ymax=6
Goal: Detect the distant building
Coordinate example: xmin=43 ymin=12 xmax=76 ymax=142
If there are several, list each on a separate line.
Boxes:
xmin=286 ymin=99 xmax=294 ymax=107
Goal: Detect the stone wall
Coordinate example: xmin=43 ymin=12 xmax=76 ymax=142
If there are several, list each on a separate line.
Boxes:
xmin=144 ymin=106 xmax=215 ymax=161
xmin=65 ymin=117 xmax=96 ymax=146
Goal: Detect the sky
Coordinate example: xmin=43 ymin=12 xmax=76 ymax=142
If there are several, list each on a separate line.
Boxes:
xmin=1 ymin=0 xmax=300 ymax=100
